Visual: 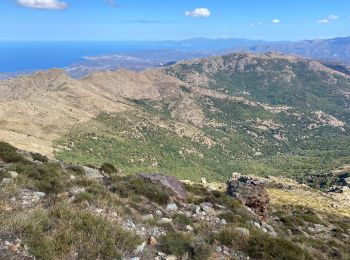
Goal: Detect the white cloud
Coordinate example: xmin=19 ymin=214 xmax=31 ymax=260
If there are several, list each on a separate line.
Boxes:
xmin=17 ymin=0 xmax=68 ymax=9
xmin=317 ymin=14 xmax=339 ymax=24
xmin=185 ymin=8 xmax=211 ymax=18
xmin=272 ymin=19 xmax=280 ymax=24
xmin=317 ymin=19 xmax=329 ymax=24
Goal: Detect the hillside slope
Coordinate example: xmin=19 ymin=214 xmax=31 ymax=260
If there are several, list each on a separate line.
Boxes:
xmin=0 ymin=52 xmax=349 ymax=182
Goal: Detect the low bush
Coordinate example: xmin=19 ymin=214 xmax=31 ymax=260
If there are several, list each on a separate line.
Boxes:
xmin=10 ymin=204 xmax=141 ymax=259
xmin=244 ymin=233 xmax=313 ymax=260
xmin=159 ymin=232 xmax=193 ymax=257
xmin=100 ymin=163 xmax=118 ymax=175
xmin=11 ymin=162 xmax=65 ymax=194
xmin=0 ymin=141 xmax=27 ymax=163
xmin=31 ymin=153 xmax=49 ymax=163
xmin=111 ymin=176 xmax=170 ymax=205
xmin=217 ymin=227 xmax=249 ymax=249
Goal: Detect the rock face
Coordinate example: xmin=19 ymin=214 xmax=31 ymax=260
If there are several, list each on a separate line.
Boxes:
xmin=227 ymin=173 xmax=270 ymax=220
xmin=138 ymin=173 xmax=187 ymax=201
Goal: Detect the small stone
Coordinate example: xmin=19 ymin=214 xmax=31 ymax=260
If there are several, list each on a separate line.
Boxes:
xmin=166 ymin=256 xmax=177 ymax=260
xmin=9 ymin=171 xmax=19 ymax=178
xmin=158 ymin=252 xmax=167 ymax=257
xmin=135 ymin=242 xmax=146 ymax=254
xmin=220 ymin=219 xmax=227 ymax=225
xmin=142 ymin=214 xmax=154 ymax=221
xmin=127 ymin=220 xmax=136 ymax=228
xmin=70 ymin=175 xmax=76 ymax=180
xmin=110 ymin=212 xmax=118 ymax=218
xmin=216 ymin=246 xmax=222 ymax=253
xmin=95 ymin=208 xmax=104 ymax=214
xmin=234 ymin=227 xmax=250 ymax=237
xmin=201 ymin=177 xmax=207 ymax=184
xmin=148 ymin=236 xmax=158 ymax=246
xmin=130 ymin=257 xmax=140 ymax=260
xmin=1 ymin=178 xmax=12 ymax=185
xmin=8 ymin=243 xmax=19 ymax=253
xmin=159 ymin=218 xmax=173 ymax=224
xmin=254 ymin=222 xmax=261 ymax=229
xmin=186 ymin=225 xmax=194 ymax=231
xmin=33 ymin=192 xmax=46 ymax=198
xmin=166 ymin=203 xmax=178 ymax=211
xmin=200 ymin=202 xmax=214 ymax=213
xmin=155 ymin=210 xmax=163 ymax=217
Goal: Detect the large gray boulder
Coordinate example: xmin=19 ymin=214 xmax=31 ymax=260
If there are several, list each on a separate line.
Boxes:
xmin=138 ymin=173 xmax=187 ymax=201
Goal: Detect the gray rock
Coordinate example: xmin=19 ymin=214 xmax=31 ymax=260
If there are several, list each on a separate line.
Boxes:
xmin=33 ymin=192 xmax=46 ymax=198
xmin=138 ymin=173 xmax=187 ymax=201
xmin=200 ymin=202 xmax=214 ymax=213
xmin=155 ymin=210 xmax=163 ymax=217
xmin=142 ymin=214 xmax=154 ymax=221
xmin=166 ymin=203 xmax=178 ymax=212
xmin=82 ymin=166 xmax=103 ymax=179
xmin=1 ymin=178 xmax=12 ymax=185
xmin=234 ymin=227 xmax=250 ymax=237
xmin=186 ymin=225 xmax=194 ymax=231
xmin=8 ymin=171 xmax=19 ymax=178
xmin=159 ymin=218 xmax=173 ymax=224
xmin=220 ymin=219 xmax=227 ymax=225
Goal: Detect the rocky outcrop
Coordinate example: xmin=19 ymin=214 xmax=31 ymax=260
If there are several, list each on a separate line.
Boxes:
xmin=138 ymin=173 xmax=187 ymax=201
xmin=227 ymin=173 xmax=270 ymax=220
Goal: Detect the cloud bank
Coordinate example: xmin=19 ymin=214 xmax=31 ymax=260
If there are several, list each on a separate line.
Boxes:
xmin=17 ymin=0 xmax=68 ymax=9
xmin=185 ymin=8 xmax=211 ymax=18
xmin=317 ymin=14 xmax=339 ymax=24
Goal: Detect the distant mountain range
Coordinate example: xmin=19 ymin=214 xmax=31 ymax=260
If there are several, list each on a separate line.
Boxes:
xmin=0 ymin=36 xmax=349 ymax=80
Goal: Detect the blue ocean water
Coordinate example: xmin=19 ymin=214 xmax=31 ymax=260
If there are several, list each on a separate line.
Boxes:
xmin=0 ymin=41 xmax=169 ymax=73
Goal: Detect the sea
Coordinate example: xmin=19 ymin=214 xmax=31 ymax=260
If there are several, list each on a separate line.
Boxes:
xmin=0 ymin=41 xmax=171 ymax=73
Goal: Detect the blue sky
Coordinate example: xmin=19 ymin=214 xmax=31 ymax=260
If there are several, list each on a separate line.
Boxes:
xmin=0 ymin=0 xmax=349 ymax=41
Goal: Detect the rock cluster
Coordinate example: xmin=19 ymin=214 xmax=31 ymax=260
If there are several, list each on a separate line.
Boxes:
xmin=227 ymin=172 xmax=270 ymax=220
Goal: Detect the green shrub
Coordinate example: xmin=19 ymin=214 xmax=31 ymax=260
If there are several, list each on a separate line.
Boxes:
xmin=159 ymin=232 xmax=193 ymax=257
xmin=244 ymin=233 xmax=313 ymax=260
xmin=217 ymin=227 xmax=249 ymax=249
xmin=111 ymin=176 xmax=170 ymax=205
xmin=12 ymin=205 xmax=141 ymax=259
xmin=0 ymin=141 xmax=27 ymax=163
xmin=66 ymin=164 xmax=85 ymax=176
xmin=12 ymin=162 xmax=65 ymax=194
xmin=31 ymin=153 xmax=49 ymax=163
xmin=100 ymin=163 xmax=118 ymax=175
xmin=174 ymin=213 xmax=193 ymax=226
xmin=192 ymin=242 xmax=212 ymax=260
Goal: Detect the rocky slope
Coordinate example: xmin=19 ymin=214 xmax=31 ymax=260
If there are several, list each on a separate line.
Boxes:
xmin=0 ymin=143 xmax=349 ymax=260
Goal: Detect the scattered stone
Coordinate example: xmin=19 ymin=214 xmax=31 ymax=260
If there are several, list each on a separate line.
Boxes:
xmin=159 ymin=218 xmax=173 ymax=224
xmin=1 ymin=178 xmax=12 ymax=185
xmin=216 ymin=246 xmax=222 ymax=253
xmin=138 ymin=173 xmax=187 ymax=201
xmin=186 ymin=225 xmax=194 ymax=231
xmin=135 ymin=242 xmax=146 ymax=254
xmin=165 ymin=255 xmax=177 ymax=260
xmin=127 ymin=220 xmax=136 ymax=228
xmin=69 ymin=187 xmax=85 ymax=196
xmin=155 ymin=210 xmax=163 ymax=217
xmin=254 ymin=222 xmax=261 ymax=229
xmin=200 ymin=202 xmax=214 ymax=214
xmin=33 ymin=192 xmax=46 ymax=198
xmin=220 ymin=219 xmax=227 ymax=225
xmin=82 ymin=166 xmax=103 ymax=179
xmin=166 ymin=203 xmax=178 ymax=212
xmin=201 ymin=177 xmax=207 ymax=184
xmin=142 ymin=214 xmax=154 ymax=221
xmin=148 ymin=236 xmax=158 ymax=246
xmin=234 ymin=227 xmax=250 ymax=238
xmin=8 ymin=171 xmax=18 ymax=178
